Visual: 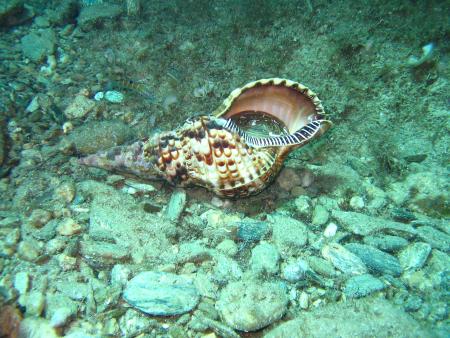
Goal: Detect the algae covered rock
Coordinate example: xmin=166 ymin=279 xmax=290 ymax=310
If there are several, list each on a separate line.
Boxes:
xmin=20 ymin=28 xmax=56 ymax=62
xmin=64 ymin=120 xmax=134 ymax=155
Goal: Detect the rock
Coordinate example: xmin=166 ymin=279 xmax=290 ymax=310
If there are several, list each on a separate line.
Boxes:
xmin=13 ymin=271 xmax=30 ymax=295
xmin=349 ymin=195 xmax=365 ymax=210
xmin=294 ymin=195 xmax=312 ymax=218
xmin=54 ymin=181 xmax=76 ymax=203
xmin=311 ymin=204 xmax=329 ymax=226
xmin=282 ymin=258 xmax=309 ymax=282
xmin=0 ymin=305 xmax=22 ymax=338
xmin=269 ymin=214 xmax=308 ymax=254
xmin=57 ymin=218 xmax=83 ymax=236
xmin=18 ymin=318 xmax=58 ymax=338
xmin=32 ymin=219 xmax=58 ymax=241
xmin=299 ymin=291 xmax=309 ymax=309
xmin=345 ymin=243 xmax=402 ymax=277
xmin=17 ymin=239 xmax=42 ymax=262
xmin=104 ymin=90 xmax=124 ymax=103
xmin=416 ymin=226 xmax=450 ymax=251
xmin=363 ymin=235 xmax=409 ymax=253
xmin=213 ymin=254 xmax=243 ymax=283
xmin=24 ymin=291 xmax=45 ymax=316
xmin=20 ymin=29 xmax=56 ymax=62
xmin=28 ymin=208 xmax=52 ymax=228
xmin=321 ymin=243 xmax=367 ymax=275
xmin=64 ymin=95 xmax=96 ymax=119
xmin=164 ymin=189 xmax=187 ymax=223
xmin=307 ymin=256 xmax=337 ymax=278
xmin=0 ymin=215 xmax=21 ymax=228
xmin=65 ymin=121 xmax=133 ymax=155
xmin=263 ymin=297 xmax=430 ymax=338
xmin=50 ymin=307 xmax=74 ymax=327
xmin=80 ymin=240 xmax=130 ymax=269
xmin=398 ymin=242 xmax=431 ymax=271
xmin=236 ymin=219 xmax=269 ymax=243
xmin=216 ymin=280 xmax=288 ymax=331
xmin=110 ymin=264 xmax=131 ymax=286
xmin=249 ymin=242 xmax=280 ymax=276
xmin=216 ymin=239 xmax=238 ymax=257
xmin=55 ymin=281 xmax=90 ymax=301
xmin=343 ymin=274 xmax=385 ymax=298
xmin=77 ymin=3 xmax=123 ymax=31
xmin=331 ymin=210 xmax=417 ymax=237
xmin=118 ymin=308 xmax=158 ymax=337
xmin=123 ymin=271 xmax=199 ymax=316
xmin=276 ymin=168 xmax=301 ymax=192
xmin=323 ymin=222 xmax=338 ymax=238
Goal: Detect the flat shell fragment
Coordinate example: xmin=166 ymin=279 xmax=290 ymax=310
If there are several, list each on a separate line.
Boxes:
xmin=123 ymin=271 xmax=199 ymax=316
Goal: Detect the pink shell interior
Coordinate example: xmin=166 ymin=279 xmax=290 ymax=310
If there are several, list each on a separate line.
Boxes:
xmin=222 ymin=84 xmax=317 ymax=133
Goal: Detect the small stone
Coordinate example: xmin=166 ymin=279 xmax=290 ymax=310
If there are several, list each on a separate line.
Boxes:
xmin=311 ymin=204 xmax=329 ymax=226
xmin=50 ymin=307 xmax=73 ymax=327
xmin=282 ymin=259 xmax=309 ymax=282
xmin=213 ymin=254 xmax=243 ymax=284
xmin=216 ymin=239 xmax=238 ymax=257
xmin=236 ymin=219 xmax=269 ymax=243
xmin=331 ymin=210 xmax=417 ymax=237
xmin=104 ymin=90 xmax=124 ymax=103
xmin=13 ymin=272 xmax=30 ymax=295
xmin=164 ymin=189 xmax=187 ymax=223
xmin=80 ymin=240 xmax=130 ymax=269
xmin=64 ymin=95 xmax=96 ymax=119
xmin=249 ymin=242 xmax=280 ymax=276
xmin=299 ymin=291 xmax=309 ymax=309
xmin=307 ymin=256 xmax=337 ymax=278
xmin=33 ymin=219 xmax=58 ymax=241
xmin=416 ymin=226 xmax=450 ymax=251
xmin=28 ymin=209 xmax=52 ymax=228
xmin=294 ymin=195 xmax=312 ymax=218
xmin=18 ymin=318 xmax=58 ymax=338
xmin=25 ymin=291 xmax=46 ymax=316
xmin=123 ymin=271 xmax=199 ymax=316
xmin=363 ymin=235 xmax=409 ymax=253
xmin=54 ymin=182 xmax=76 ymax=203
xmin=349 ymin=196 xmax=365 ymax=210
xmin=55 ymin=281 xmax=90 ymax=301
xmin=20 ymin=29 xmax=56 ymax=62
xmin=111 ymin=264 xmax=131 ymax=286
xmin=343 ymin=274 xmax=385 ymax=298
xmin=321 ymin=243 xmax=367 ymax=275
xmin=216 ymin=280 xmax=288 ymax=331
xmin=323 ymin=222 xmax=338 ymax=238
xmin=0 ymin=216 xmax=21 ymax=228
xmin=269 ymin=214 xmax=308 ymax=254
xmin=398 ymin=242 xmax=431 ymax=271
xmin=345 ymin=243 xmax=402 ymax=276
xmin=77 ymin=3 xmax=123 ymax=31
xmin=17 ymin=240 xmax=42 ymax=262
xmin=56 ymin=218 xmax=83 ymax=236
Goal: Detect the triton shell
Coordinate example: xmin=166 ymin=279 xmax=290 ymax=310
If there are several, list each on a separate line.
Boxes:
xmin=79 ymin=78 xmax=331 ymax=197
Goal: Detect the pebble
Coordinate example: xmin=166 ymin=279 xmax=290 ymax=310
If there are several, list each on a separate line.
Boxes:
xmin=33 ymin=219 xmax=58 ymax=241
xmin=269 ymin=214 xmax=308 ymax=253
xmin=25 ymin=291 xmax=46 ymax=316
xmin=311 ymin=204 xmax=329 ymax=226
xmin=164 ymin=189 xmax=187 ymax=223
xmin=18 ymin=318 xmax=58 ymax=338
xmin=20 ymin=28 xmax=56 ymax=62
xmin=331 ymin=210 xmax=417 ymax=237
xmin=294 ymin=195 xmax=312 ymax=218
xmin=343 ymin=274 xmax=385 ymax=298
xmin=282 ymin=258 xmax=309 ymax=282
xmin=299 ymin=291 xmax=309 ymax=309
xmin=13 ymin=271 xmax=30 ymax=295
xmin=104 ymin=90 xmax=124 ymax=103
xmin=349 ymin=196 xmax=365 ymax=210
xmin=363 ymin=235 xmax=409 ymax=253
xmin=28 ymin=209 xmax=52 ymax=228
xmin=0 ymin=216 xmax=21 ymax=228
xmin=216 ymin=280 xmax=288 ymax=331
xmin=216 ymin=239 xmax=238 ymax=257
xmin=321 ymin=243 xmax=367 ymax=275
xmin=55 ymin=281 xmax=90 ymax=301
xmin=307 ymin=256 xmax=337 ymax=278
xmin=80 ymin=240 xmax=130 ymax=269
xmin=323 ymin=222 xmax=338 ymax=238
xmin=17 ymin=240 xmax=43 ymax=262
xmin=236 ymin=219 xmax=269 ymax=243
xmin=123 ymin=271 xmax=199 ymax=316
xmin=110 ymin=264 xmax=131 ymax=286
xmin=54 ymin=181 xmax=76 ymax=203
xmin=416 ymin=226 xmax=450 ymax=251
xmin=213 ymin=254 xmax=243 ymax=284
xmin=64 ymin=95 xmax=96 ymax=119
xmin=56 ymin=218 xmax=83 ymax=236
xmin=50 ymin=307 xmax=73 ymax=327
xmin=398 ymin=242 xmax=431 ymax=271
xmin=249 ymin=242 xmax=280 ymax=275
xmin=345 ymin=243 xmax=402 ymax=277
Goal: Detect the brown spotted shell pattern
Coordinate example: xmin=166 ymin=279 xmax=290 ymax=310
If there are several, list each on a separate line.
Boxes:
xmin=80 ymin=78 xmax=331 ymax=198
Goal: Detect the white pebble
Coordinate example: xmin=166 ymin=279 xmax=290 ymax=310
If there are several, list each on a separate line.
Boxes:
xmin=323 ymin=222 xmax=338 ymax=238
xmin=105 ymin=90 xmax=124 ymax=103
xmin=94 ymin=91 xmax=104 ymax=101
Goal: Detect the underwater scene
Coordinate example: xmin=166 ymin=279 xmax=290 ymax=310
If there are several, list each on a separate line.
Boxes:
xmin=0 ymin=0 xmax=449 ymax=337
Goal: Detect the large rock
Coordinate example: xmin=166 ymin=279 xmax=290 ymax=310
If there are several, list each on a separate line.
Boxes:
xmin=20 ymin=29 xmax=56 ymax=62
xmin=77 ymin=3 xmax=123 ymax=31
xmin=123 ymin=271 xmax=199 ymax=316
xmin=216 ymin=280 xmax=288 ymax=331
xmin=264 ymin=297 xmax=430 ymax=338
